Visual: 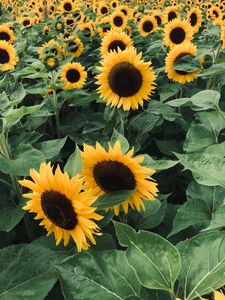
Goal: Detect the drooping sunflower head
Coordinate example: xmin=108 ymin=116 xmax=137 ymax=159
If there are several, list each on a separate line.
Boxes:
xmin=81 ymin=141 xmax=159 ymax=215
xmin=55 ymin=20 xmax=64 ymax=32
xmin=43 ymin=54 xmax=59 ymax=71
xmin=19 ymin=163 xmax=103 ymax=252
xmin=43 ymin=25 xmax=49 ymax=35
xmin=164 ymin=18 xmax=194 ymax=48
xmin=0 ymin=40 xmax=18 ymax=71
xmin=96 ymin=47 xmax=157 ymax=111
xmin=38 ymin=39 xmax=63 ymax=59
xmin=187 ymin=7 xmax=202 ymax=33
xmin=110 ymin=10 xmax=127 ymax=29
xmin=0 ymin=25 xmax=15 ymax=43
xmin=60 ymin=62 xmax=87 ymax=90
xmin=66 ymin=37 xmax=84 ymax=57
xmin=165 ymin=41 xmax=201 ymax=84
xmin=100 ymin=29 xmax=133 ymax=57
xmin=138 ymin=15 xmax=158 ymax=37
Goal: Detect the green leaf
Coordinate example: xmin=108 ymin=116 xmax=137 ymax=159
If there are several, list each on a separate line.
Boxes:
xmin=64 ymin=144 xmax=82 ymax=177
xmin=200 ymin=62 xmax=225 ymax=77
xmin=0 ymin=92 xmax=12 ymax=116
xmin=0 ymin=244 xmax=58 ymax=300
xmin=114 ymin=222 xmax=181 ymax=292
xmin=10 ymin=83 xmax=26 ymax=105
xmin=35 ymin=137 xmax=67 ymax=159
xmin=57 ymin=250 xmax=141 ymax=300
xmin=177 ymin=231 xmax=225 ymax=299
xmin=0 ymin=144 xmax=45 ymax=176
xmin=143 ymin=154 xmax=178 ymax=171
xmin=174 ymin=148 xmax=225 ymax=188
xmin=169 ymin=181 xmax=225 ymax=236
xmin=167 ymin=90 xmax=220 ymax=111
xmin=111 ymin=129 xmax=130 ymax=153
xmin=159 ymin=83 xmax=181 ymax=102
xmin=197 ymin=111 xmax=225 ymax=140
xmin=204 ymin=204 xmax=225 ymax=231
xmin=173 ymin=55 xmax=201 ymax=73
xmin=184 ymin=125 xmax=215 ymax=153
xmin=147 ymin=100 xmax=181 ymax=121
xmin=93 ymin=190 xmax=134 ymax=210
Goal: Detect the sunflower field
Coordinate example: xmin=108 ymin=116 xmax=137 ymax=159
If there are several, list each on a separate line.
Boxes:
xmin=1 ymin=0 xmax=225 ymax=299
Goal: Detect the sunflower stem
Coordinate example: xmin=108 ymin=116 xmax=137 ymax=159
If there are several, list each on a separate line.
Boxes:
xmin=53 ymin=89 xmax=61 ymax=138
xmin=0 ymin=134 xmax=21 ymax=202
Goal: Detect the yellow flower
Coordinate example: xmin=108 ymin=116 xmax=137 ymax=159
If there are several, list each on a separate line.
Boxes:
xmin=19 ymin=163 xmax=103 ymax=252
xmin=81 ymin=141 xmax=159 ymax=215
xmin=60 ymin=62 xmax=87 ymax=90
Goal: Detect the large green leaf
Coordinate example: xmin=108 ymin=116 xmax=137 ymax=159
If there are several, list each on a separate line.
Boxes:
xmin=169 ymin=181 xmax=225 ymax=236
xmin=167 ymin=90 xmax=220 ymax=111
xmin=177 ymin=232 xmax=225 ymax=300
xmin=0 ymin=144 xmax=45 ymax=176
xmin=0 ymin=244 xmax=58 ymax=300
xmin=110 ymin=129 xmax=130 ymax=153
xmin=175 ymin=146 xmax=225 ymax=187
xmin=64 ymin=144 xmax=82 ymax=177
xmin=114 ymin=222 xmax=181 ymax=293
xmin=35 ymin=137 xmax=67 ymax=159
xmin=57 ymin=250 xmax=141 ymax=300
xmin=143 ymin=154 xmax=178 ymax=171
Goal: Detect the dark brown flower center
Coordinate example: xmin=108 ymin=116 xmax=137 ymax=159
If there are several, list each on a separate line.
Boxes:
xmin=0 ymin=49 xmax=10 ymax=64
xmin=83 ymin=28 xmax=91 ymax=38
xmin=112 ymin=2 xmax=117 ymax=7
xmin=93 ymin=160 xmax=136 ymax=193
xmin=190 ymin=13 xmax=197 ymax=26
xmin=74 ymin=12 xmax=81 ymax=20
xmin=66 ymin=69 xmax=81 ymax=83
xmin=143 ymin=20 xmax=153 ymax=33
xmin=113 ymin=16 xmax=123 ymax=27
xmin=121 ymin=9 xmax=127 ymax=15
xmin=64 ymin=2 xmax=72 ymax=11
xmin=155 ymin=15 xmax=162 ymax=26
xmin=41 ymin=190 xmax=77 ymax=230
xmin=168 ymin=11 xmax=177 ymax=21
xmin=101 ymin=6 xmax=108 ymax=14
xmin=68 ymin=42 xmax=78 ymax=53
xmin=23 ymin=20 xmax=30 ymax=26
xmin=0 ymin=32 xmax=10 ymax=41
xmin=66 ymin=18 xmax=74 ymax=26
xmin=170 ymin=27 xmax=186 ymax=44
xmin=108 ymin=40 xmax=126 ymax=52
xmin=108 ymin=62 xmax=142 ymax=97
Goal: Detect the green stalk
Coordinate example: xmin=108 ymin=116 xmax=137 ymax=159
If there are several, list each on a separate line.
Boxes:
xmin=0 ymin=134 xmax=34 ymax=241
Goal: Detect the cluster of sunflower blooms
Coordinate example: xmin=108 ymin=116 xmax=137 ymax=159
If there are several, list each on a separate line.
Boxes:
xmin=1 ymin=0 xmax=225 ymax=111
xmin=19 ymin=141 xmax=159 ymax=252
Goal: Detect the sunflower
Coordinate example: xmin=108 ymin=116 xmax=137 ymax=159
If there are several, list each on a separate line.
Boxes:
xmin=165 ymin=41 xmax=201 ymax=84
xmin=111 ymin=0 xmax=119 ymax=9
xmin=138 ymin=15 xmax=158 ymax=37
xmin=177 ymin=290 xmax=225 ymax=300
xmin=43 ymin=54 xmax=59 ymax=71
xmin=164 ymin=18 xmax=193 ymax=48
xmin=96 ymin=47 xmax=156 ymax=111
xmin=19 ymin=163 xmax=102 ymax=252
xmin=187 ymin=7 xmax=202 ymax=33
xmin=97 ymin=1 xmax=109 ymax=16
xmin=164 ymin=6 xmax=180 ymax=23
xmin=60 ymin=62 xmax=87 ymax=90
xmin=110 ymin=10 xmax=127 ymax=29
xmin=97 ymin=16 xmax=112 ymax=36
xmin=221 ymin=26 xmax=225 ymax=48
xmin=43 ymin=25 xmax=49 ymax=35
xmin=0 ymin=25 xmax=15 ymax=43
xmin=79 ymin=22 xmax=95 ymax=38
xmin=118 ymin=4 xmax=131 ymax=17
xmin=60 ymin=0 xmax=75 ymax=13
xmin=64 ymin=16 xmax=76 ymax=29
xmin=74 ymin=11 xmax=84 ymax=23
xmin=152 ymin=10 xmax=164 ymax=26
xmin=81 ymin=141 xmax=158 ymax=216
xmin=17 ymin=16 xmax=33 ymax=28
xmin=0 ymin=41 xmax=18 ymax=71
xmin=38 ymin=39 xmax=62 ymax=59
xmin=100 ymin=29 xmax=133 ymax=57
xmin=55 ymin=20 xmax=64 ymax=32
xmin=66 ymin=37 xmax=84 ymax=57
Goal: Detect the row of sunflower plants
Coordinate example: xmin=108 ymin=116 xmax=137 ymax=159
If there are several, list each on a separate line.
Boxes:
xmin=0 ymin=0 xmax=225 ymax=299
